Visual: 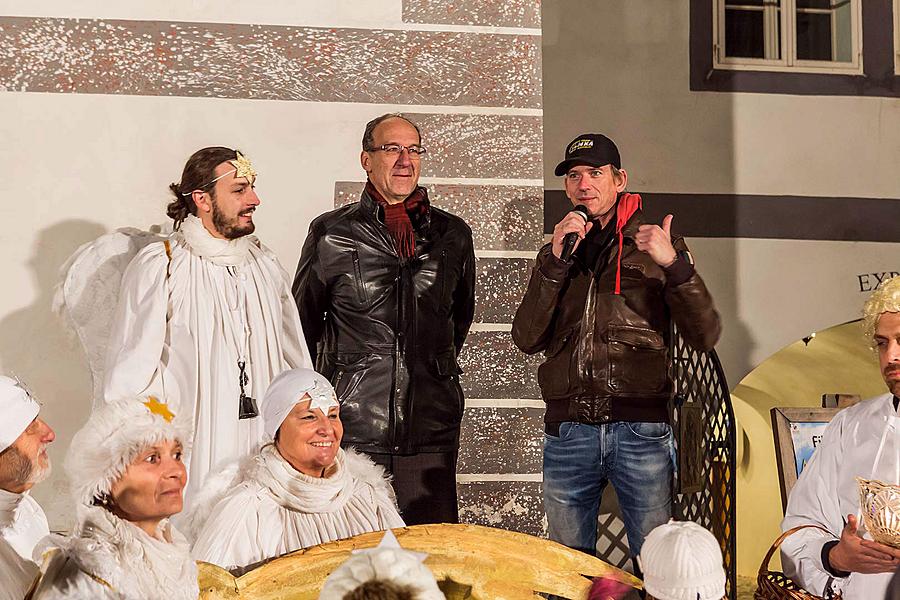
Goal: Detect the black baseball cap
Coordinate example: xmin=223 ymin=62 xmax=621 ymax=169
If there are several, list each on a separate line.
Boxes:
xmin=554 ymin=133 xmax=621 ymax=176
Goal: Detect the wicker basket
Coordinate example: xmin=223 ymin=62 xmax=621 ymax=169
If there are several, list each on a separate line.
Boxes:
xmin=755 ymin=525 xmax=832 ymax=600
xmin=857 ymin=477 xmax=900 ymax=548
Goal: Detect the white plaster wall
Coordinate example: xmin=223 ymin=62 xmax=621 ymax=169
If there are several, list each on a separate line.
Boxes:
xmin=686 ymin=237 xmax=900 ymax=382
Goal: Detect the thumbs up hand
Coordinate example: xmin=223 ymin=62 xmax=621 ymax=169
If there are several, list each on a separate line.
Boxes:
xmin=635 ymin=214 xmax=677 ymax=267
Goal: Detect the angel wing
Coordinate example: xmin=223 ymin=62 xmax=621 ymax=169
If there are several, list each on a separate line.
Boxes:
xmin=54 ymin=227 xmax=168 ymax=408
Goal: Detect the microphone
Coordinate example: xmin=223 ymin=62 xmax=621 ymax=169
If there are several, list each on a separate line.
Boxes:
xmin=560 ymin=204 xmax=589 ymax=261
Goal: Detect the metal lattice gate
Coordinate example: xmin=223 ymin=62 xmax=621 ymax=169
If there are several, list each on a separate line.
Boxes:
xmin=670 ymin=327 xmax=737 ymax=600
xmin=591 ymin=327 xmax=736 ymax=599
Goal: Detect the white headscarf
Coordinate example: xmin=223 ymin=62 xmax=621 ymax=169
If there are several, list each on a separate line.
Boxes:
xmin=262 ymin=368 xmax=339 ymax=440
xmin=0 ymin=376 xmax=39 ymax=453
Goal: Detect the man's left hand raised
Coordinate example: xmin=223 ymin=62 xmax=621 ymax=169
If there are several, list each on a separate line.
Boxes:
xmin=635 ymin=214 xmax=677 ymax=267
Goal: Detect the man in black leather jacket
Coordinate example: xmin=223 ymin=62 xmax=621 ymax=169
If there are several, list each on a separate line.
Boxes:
xmin=293 ymin=114 xmax=475 ymax=524
xmin=512 ymin=134 xmax=720 ymax=564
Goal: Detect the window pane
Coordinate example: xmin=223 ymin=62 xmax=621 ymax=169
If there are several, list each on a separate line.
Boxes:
xmin=725 ymin=9 xmax=764 ymax=58
xmin=724 ymin=6 xmax=781 ymax=59
xmin=796 ymin=0 xmax=831 ymax=8
xmin=796 ymin=2 xmax=853 ymax=62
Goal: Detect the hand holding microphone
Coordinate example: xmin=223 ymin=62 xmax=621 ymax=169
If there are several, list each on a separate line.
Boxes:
xmin=551 ymin=204 xmax=591 ymax=261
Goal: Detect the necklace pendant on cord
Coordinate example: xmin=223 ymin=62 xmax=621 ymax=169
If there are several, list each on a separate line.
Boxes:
xmin=237 ymin=359 xmax=259 ymax=419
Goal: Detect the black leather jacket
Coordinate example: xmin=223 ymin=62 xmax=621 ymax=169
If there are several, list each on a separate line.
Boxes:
xmin=292 ymin=188 xmax=475 ymax=454
xmin=512 ymin=208 xmax=721 ymax=425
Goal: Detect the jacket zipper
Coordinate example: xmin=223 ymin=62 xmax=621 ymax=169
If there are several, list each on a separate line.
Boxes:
xmin=351 ymin=249 xmax=367 ymax=304
xmin=391 ymin=262 xmax=402 ymax=452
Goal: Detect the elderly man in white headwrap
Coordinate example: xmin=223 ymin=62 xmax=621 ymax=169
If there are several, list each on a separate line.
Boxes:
xmin=191 ymin=368 xmax=405 ymax=573
xmin=31 ymin=397 xmax=197 ymax=600
xmin=0 ymin=376 xmax=55 ymax=600
xmin=781 ymin=275 xmax=900 ymax=599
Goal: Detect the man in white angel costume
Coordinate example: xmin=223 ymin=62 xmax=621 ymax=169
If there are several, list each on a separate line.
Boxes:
xmin=0 ymin=376 xmax=55 ymax=600
xmin=782 ymin=275 xmax=900 ymax=598
xmin=190 ymin=368 xmax=404 ymax=573
xmin=61 ymin=147 xmax=311 ymax=507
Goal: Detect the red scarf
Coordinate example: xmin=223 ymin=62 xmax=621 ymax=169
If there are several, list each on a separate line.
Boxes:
xmin=614 ymin=192 xmax=642 ymax=295
xmin=365 ymin=181 xmax=429 ymax=259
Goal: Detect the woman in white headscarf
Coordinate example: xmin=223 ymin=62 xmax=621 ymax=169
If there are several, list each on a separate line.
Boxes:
xmin=190 ymin=368 xmax=404 ymax=573
xmin=32 ymin=397 xmax=197 ymax=599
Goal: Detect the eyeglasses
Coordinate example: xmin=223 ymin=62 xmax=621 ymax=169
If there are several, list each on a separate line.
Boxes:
xmin=369 ymin=144 xmax=428 ymax=157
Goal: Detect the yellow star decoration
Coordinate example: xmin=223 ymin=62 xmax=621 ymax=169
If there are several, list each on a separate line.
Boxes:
xmin=143 ymin=396 xmax=175 ymax=423
xmin=229 ymin=151 xmax=257 ymax=186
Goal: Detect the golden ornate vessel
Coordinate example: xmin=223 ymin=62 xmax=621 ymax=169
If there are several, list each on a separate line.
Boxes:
xmin=197 ymin=523 xmax=641 ymax=599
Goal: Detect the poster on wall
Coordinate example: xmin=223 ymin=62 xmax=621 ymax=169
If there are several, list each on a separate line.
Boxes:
xmin=771 ymin=407 xmax=841 ymax=510
xmin=789 ymin=421 xmax=829 ymax=477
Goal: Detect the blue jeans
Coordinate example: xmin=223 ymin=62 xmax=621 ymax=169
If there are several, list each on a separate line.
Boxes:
xmin=543 ymin=421 xmax=674 ymax=559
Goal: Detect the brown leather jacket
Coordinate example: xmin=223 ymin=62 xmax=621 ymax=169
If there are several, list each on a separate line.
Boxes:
xmin=512 ymin=209 xmax=721 ymax=424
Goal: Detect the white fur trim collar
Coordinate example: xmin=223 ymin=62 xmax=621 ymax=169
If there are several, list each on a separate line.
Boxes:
xmin=178 ymin=214 xmax=255 ymax=266
xmin=64 ymin=504 xmax=198 ymax=599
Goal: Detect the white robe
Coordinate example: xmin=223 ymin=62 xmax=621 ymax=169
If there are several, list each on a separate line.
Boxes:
xmin=0 ymin=537 xmax=38 ymax=600
xmin=781 ymin=393 xmax=897 ymax=599
xmin=31 ymin=504 xmax=197 ymax=600
xmin=0 ymin=489 xmax=48 ymax=600
xmin=103 ymin=216 xmax=312 ymax=506
xmin=192 ymin=446 xmax=405 ymax=572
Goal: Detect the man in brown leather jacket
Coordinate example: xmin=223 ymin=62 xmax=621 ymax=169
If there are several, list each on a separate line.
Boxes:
xmin=512 ymin=134 xmax=720 ymax=564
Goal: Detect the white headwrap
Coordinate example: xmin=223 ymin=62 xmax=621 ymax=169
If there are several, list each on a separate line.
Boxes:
xmin=638 ymin=520 xmax=726 ymax=600
xmin=0 ymin=376 xmax=40 ymax=453
xmin=318 ymin=531 xmax=445 ymax=600
xmin=65 ymin=397 xmax=192 ymax=506
xmin=262 ymin=368 xmax=339 ymax=440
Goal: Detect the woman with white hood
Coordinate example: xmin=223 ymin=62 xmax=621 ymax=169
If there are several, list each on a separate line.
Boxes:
xmin=191 ymin=368 xmax=405 ymax=573
xmin=31 ymin=397 xmax=197 ymax=600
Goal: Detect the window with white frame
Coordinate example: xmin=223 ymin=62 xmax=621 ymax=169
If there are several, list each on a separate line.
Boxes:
xmin=714 ymin=0 xmax=862 ymax=73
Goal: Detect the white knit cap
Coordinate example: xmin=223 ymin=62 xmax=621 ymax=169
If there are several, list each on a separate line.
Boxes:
xmin=0 ymin=376 xmax=40 ymax=453
xmin=318 ymin=531 xmax=445 ymax=600
xmin=65 ymin=397 xmax=192 ymax=506
xmin=262 ymin=368 xmax=338 ymax=440
xmin=638 ymin=520 xmax=726 ymax=600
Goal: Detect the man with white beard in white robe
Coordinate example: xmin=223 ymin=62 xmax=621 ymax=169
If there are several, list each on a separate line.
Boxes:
xmin=190 ymin=368 xmax=404 ymax=574
xmin=103 ymin=147 xmax=312 ymax=507
xmin=0 ymin=376 xmax=55 ymax=600
xmin=781 ymin=275 xmax=900 ymax=599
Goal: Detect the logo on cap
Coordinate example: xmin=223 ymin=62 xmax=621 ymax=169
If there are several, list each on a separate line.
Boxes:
xmin=568 ymin=139 xmax=594 ymax=154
